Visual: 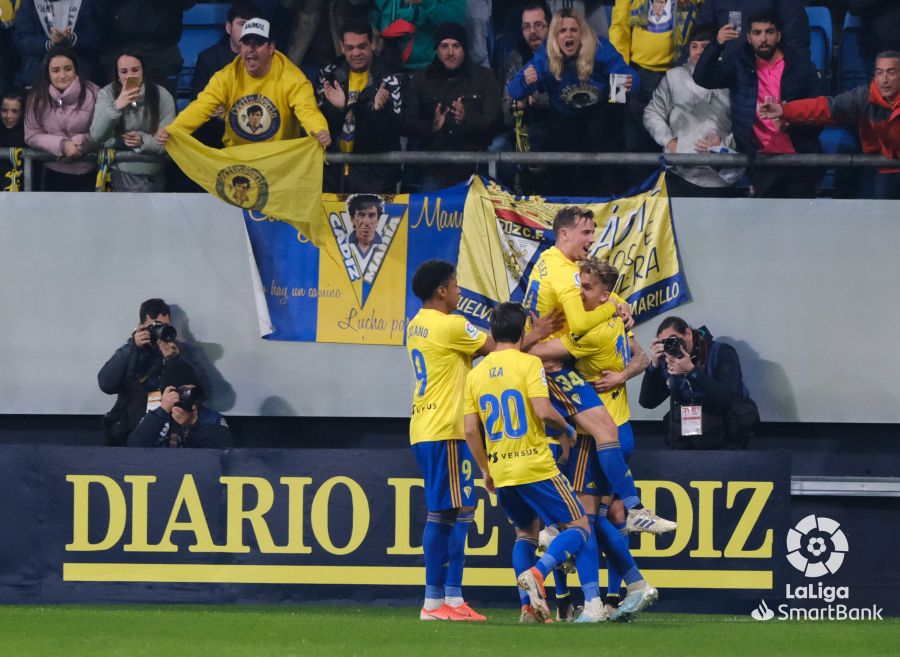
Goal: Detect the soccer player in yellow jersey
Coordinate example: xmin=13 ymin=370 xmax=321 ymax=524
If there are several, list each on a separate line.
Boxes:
xmin=407 ymin=260 xmax=491 ymax=622
xmin=408 ymin=261 xmax=559 ymax=622
xmin=464 ymin=303 xmax=658 ymax=623
xmin=156 ymin=18 xmax=330 ymax=148
xmin=531 ymin=258 xmax=667 ymax=620
xmin=524 ymin=206 xmax=676 ymax=537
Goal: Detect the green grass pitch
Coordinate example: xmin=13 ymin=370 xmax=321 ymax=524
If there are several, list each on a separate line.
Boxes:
xmin=1 ymin=606 xmax=897 ymax=657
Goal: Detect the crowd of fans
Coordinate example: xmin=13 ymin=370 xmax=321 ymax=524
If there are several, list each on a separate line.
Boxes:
xmin=0 ymin=0 xmax=897 ymax=198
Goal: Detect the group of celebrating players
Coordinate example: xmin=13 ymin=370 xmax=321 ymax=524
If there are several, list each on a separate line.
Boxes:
xmin=406 ymin=206 xmax=677 ymax=623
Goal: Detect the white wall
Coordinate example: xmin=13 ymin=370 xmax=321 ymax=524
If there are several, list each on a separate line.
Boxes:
xmin=1 ymin=193 xmax=897 ymax=422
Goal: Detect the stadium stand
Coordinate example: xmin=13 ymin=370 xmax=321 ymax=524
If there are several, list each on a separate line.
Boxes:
xmin=177 ymin=3 xmax=231 ymax=109
xmin=838 ymin=11 xmax=872 ymax=92
xmin=805 ymin=6 xmax=832 ymax=83
xmin=815 ymin=8 xmax=871 ymax=195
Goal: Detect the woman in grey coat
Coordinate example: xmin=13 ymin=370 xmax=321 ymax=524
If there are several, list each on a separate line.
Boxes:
xmin=90 ymin=50 xmax=175 ymax=192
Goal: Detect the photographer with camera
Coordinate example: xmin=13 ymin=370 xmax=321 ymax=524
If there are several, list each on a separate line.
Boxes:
xmin=638 ymin=316 xmax=757 ymax=449
xmin=127 ymin=361 xmax=233 ymax=448
xmin=98 ymin=298 xmax=211 ymax=446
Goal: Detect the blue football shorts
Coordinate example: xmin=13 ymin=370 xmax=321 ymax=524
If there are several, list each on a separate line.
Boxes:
xmin=411 ymin=439 xmax=476 ymax=512
xmin=497 ymin=474 xmax=585 ymax=530
xmin=545 ymin=365 xmax=604 ymax=420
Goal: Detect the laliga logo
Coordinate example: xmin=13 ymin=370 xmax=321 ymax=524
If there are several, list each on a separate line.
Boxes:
xmin=751 ymin=599 xmax=775 ymax=621
xmin=786 ymin=514 xmax=848 ymax=578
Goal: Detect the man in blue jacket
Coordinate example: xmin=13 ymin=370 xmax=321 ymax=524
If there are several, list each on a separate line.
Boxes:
xmin=127 ymin=360 xmax=233 ymax=448
xmin=693 ymin=11 xmax=822 ymax=197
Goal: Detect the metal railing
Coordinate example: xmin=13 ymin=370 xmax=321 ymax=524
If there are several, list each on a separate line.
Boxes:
xmin=790 ymin=476 xmax=900 ymax=497
xmin=9 ymin=147 xmax=898 ymax=192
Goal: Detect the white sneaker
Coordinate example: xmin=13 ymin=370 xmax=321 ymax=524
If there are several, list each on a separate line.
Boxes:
xmin=537 ymin=525 xmax=559 ymax=555
xmin=610 ymin=586 xmax=659 ymax=622
xmin=519 ymin=605 xmax=542 ymax=623
xmin=574 ymin=597 xmax=609 ymax=623
xmin=626 ymin=507 xmax=677 ymax=534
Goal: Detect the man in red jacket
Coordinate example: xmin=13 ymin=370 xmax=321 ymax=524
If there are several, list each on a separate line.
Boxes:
xmin=759 ymin=51 xmax=900 ymax=199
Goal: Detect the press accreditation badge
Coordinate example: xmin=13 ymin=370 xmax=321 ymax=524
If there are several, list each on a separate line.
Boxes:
xmin=146 ymin=390 xmax=162 ymax=413
xmin=681 ymin=405 xmax=702 ymax=436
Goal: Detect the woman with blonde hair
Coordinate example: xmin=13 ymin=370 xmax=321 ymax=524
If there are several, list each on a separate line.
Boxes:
xmin=508 ymin=9 xmax=637 ymax=195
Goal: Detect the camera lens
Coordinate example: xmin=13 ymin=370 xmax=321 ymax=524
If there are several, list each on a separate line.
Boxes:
xmin=663 ymin=336 xmax=684 ymax=357
xmin=149 ymin=321 xmax=177 ymax=343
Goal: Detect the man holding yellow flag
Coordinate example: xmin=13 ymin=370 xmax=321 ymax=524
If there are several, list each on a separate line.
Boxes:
xmin=156 ymin=17 xmax=329 ymax=147
xmin=155 ymin=18 xmax=331 ymax=246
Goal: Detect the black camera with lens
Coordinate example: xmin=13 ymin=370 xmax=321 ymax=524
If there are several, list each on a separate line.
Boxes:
xmin=662 ymin=335 xmax=687 ymax=358
xmin=175 ymin=385 xmax=205 ymax=411
xmin=148 ymin=321 xmax=177 ymax=344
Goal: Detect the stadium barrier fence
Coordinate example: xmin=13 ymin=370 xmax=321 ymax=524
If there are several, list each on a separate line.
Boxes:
xmin=9 ymin=147 xmax=898 ymax=191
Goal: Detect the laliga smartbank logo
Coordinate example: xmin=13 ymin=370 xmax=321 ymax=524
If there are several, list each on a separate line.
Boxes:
xmin=750 ymin=515 xmax=883 ymax=621
xmin=786 ymin=514 xmax=847 ymax=577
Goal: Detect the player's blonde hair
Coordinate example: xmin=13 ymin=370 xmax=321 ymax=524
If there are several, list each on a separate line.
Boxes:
xmin=547 ymin=9 xmax=597 ymax=82
xmin=579 ymin=257 xmax=619 ymax=292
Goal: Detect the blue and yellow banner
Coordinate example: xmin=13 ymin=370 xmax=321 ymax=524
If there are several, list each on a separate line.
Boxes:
xmin=457 ymin=173 xmax=690 ymax=330
xmin=244 ymin=184 xmax=468 ymax=343
xmin=242 ymin=171 xmax=688 ymax=344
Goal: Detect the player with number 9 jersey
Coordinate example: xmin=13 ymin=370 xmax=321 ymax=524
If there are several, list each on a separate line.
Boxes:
xmin=463 ymin=350 xmax=559 ymax=487
xmin=407 ymin=260 xmax=493 ymax=622
xmin=407 ymin=309 xmax=487 ymax=446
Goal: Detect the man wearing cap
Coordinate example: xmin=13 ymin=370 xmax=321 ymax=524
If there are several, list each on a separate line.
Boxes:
xmin=403 ymin=21 xmax=501 ymax=190
xmin=156 ymin=17 xmax=330 ymax=148
xmin=127 ymin=360 xmax=234 ymax=449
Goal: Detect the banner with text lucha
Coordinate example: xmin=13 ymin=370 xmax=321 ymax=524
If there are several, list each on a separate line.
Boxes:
xmin=0 ymin=446 xmax=789 ymax=612
xmin=457 ymin=173 xmax=690 ymax=330
xmin=243 ymin=184 xmax=467 ymax=343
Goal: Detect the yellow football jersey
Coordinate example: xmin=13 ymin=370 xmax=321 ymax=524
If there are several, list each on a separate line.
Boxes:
xmin=562 ymin=316 xmax=633 ymax=425
xmin=407 ymin=309 xmax=487 ymax=445
xmin=523 ymin=246 xmax=622 ymax=339
xmin=463 ymin=349 xmax=559 ymax=487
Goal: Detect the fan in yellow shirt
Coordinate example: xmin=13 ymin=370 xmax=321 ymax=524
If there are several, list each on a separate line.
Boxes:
xmin=155 ymin=18 xmax=329 ymax=148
